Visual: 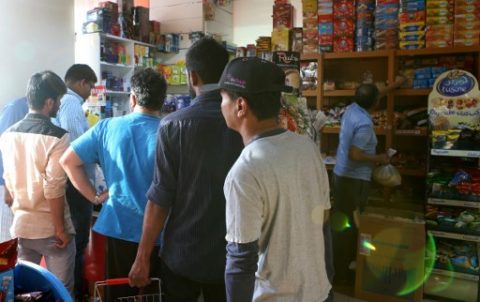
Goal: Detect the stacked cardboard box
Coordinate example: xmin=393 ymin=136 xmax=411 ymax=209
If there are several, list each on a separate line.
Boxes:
xmin=398 ymin=0 xmax=426 ymax=49
xmin=303 ymin=0 xmax=319 ymax=53
xmin=333 ymin=0 xmax=356 ymax=52
xmin=454 ymin=0 xmax=480 ymax=47
xmin=356 ymin=0 xmax=375 ymax=51
xmin=375 ymin=0 xmax=400 ymax=50
xmin=426 ymin=0 xmax=454 ymax=48
xmin=318 ymin=0 xmax=333 ymax=52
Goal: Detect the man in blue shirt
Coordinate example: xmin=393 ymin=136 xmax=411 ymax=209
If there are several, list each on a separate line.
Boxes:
xmin=0 ymin=97 xmax=28 ymax=242
xmin=332 ymin=80 xmax=403 ymax=285
xmin=60 ymin=68 xmax=166 ymax=298
xmin=53 ymin=64 xmax=97 ymax=300
xmin=128 ymin=37 xmax=243 ymax=302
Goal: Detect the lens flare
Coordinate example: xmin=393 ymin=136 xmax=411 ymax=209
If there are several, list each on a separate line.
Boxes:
xmin=331 ymin=212 xmax=351 ymax=232
xmin=363 ymin=241 xmax=376 ymax=251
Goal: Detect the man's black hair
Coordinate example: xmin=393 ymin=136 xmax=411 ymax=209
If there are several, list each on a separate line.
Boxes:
xmin=131 ymin=68 xmax=167 ymax=110
xmin=186 ymin=37 xmax=229 ymax=84
xmin=354 ymin=83 xmax=379 ymax=110
xmin=64 ymin=64 xmax=97 ymax=83
xmin=224 ymin=90 xmax=282 ymax=121
xmin=27 ymin=71 xmax=67 ymax=110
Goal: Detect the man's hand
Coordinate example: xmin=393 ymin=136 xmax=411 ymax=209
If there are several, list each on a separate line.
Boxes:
xmin=376 ymin=153 xmax=390 ymax=165
xmin=93 ymin=190 xmax=109 ymax=205
xmin=128 ymin=257 xmax=151 ymax=288
xmin=55 ymin=229 xmax=71 ymax=249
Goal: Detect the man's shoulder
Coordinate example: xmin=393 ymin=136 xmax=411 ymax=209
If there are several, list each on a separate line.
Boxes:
xmin=10 ymin=116 xmax=67 ymax=139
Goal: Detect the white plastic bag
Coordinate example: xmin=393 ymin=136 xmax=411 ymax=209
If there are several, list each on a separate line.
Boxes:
xmin=373 ymin=164 xmax=402 ymax=187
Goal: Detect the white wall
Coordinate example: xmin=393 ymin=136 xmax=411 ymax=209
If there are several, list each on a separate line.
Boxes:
xmin=0 ymin=0 xmax=75 ymax=107
xmin=233 ymin=0 xmax=303 ymax=47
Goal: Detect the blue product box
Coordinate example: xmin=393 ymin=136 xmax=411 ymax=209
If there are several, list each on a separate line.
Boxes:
xmin=0 ymin=269 xmax=14 ymax=302
xmin=318 ymin=23 xmax=333 ymax=34
xmin=413 ymin=79 xmax=430 ymax=88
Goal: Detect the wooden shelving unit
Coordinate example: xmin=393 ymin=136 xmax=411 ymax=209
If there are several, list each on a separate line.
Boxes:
xmin=324 ymin=90 xmax=355 ymax=97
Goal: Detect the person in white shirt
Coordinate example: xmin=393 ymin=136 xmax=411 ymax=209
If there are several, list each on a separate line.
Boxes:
xmin=219 ymin=57 xmax=332 ymax=302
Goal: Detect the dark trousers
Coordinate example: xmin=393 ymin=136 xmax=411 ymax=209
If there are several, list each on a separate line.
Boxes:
xmin=105 ymin=237 xmax=161 ymax=300
xmin=324 ymin=222 xmax=335 ymax=301
xmin=66 ymin=183 xmax=92 ymax=301
xmin=160 ymin=260 xmax=226 ymax=302
xmin=331 ymin=174 xmax=370 ymax=284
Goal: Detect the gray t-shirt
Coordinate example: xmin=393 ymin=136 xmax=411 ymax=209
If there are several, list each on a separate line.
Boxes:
xmin=224 ymin=131 xmax=331 ymax=301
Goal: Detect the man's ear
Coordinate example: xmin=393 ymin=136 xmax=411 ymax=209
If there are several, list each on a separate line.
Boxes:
xmin=188 ymin=71 xmax=200 ymax=87
xmin=45 ymin=97 xmax=55 ymax=111
xmin=130 ymin=93 xmax=137 ymax=109
xmin=236 ymin=97 xmax=248 ymax=118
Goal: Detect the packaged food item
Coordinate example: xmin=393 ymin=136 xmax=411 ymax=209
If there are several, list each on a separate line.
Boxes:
xmin=454 ymin=30 xmax=480 ymax=40
xmin=399 ymin=30 xmax=426 ymax=41
xmin=333 ymin=37 xmax=354 ymax=52
xmin=454 ymin=38 xmax=480 ymax=46
xmin=333 ymin=0 xmax=355 ymax=17
xmin=400 ymin=21 xmax=426 ymax=31
xmin=455 ymin=21 xmax=480 ymax=31
xmin=427 ymin=15 xmax=454 ymax=25
xmin=426 ymin=0 xmax=455 ymax=9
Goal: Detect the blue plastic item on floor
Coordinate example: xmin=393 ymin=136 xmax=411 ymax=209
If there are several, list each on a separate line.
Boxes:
xmin=14 ymin=260 xmax=72 ymax=302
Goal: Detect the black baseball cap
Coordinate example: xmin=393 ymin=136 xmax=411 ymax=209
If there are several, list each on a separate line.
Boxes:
xmin=218 ymin=57 xmax=292 ymax=94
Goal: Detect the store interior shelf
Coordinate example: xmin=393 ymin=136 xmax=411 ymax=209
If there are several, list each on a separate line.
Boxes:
xmin=324 ymin=90 xmax=355 ymax=97
xmin=396 ymin=46 xmax=480 ymax=57
xmin=431 ymin=149 xmax=480 ymax=158
xmin=433 ymin=263 xmax=480 ymax=277
xmin=300 ymin=53 xmax=320 ymax=61
xmin=323 ymin=50 xmax=390 ymax=59
xmin=105 ymin=90 xmax=130 ymax=95
xmin=430 ymin=268 xmax=480 ymax=281
xmin=394 ymin=89 xmax=431 ymax=96
xmin=395 ymin=129 xmax=427 ymax=136
xmin=397 ymin=168 xmax=426 ymax=177
xmin=428 ymin=230 xmax=480 ymax=242
xmin=101 ymin=33 xmax=157 ymax=48
xmin=301 ymin=90 xmax=317 ymax=97
xmin=100 ymin=62 xmax=133 ymax=68
xmin=427 ymin=197 xmax=480 ymax=209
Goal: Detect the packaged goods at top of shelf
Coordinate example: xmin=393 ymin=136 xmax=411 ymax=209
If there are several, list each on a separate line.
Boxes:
xmin=303 ymin=0 xmax=318 ymax=53
xmin=426 ymin=205 xmax=480 ymax=236
xmin=256 ymin=36 xmax=272 ymax=53
xmin=356 ymin=0 xmax=375 ymax=52
xmin=273 ymin=1 xmax=295 ymax=29
xmin=158 ymin=34 xmax=180 ymax=53
xmin=398 ymin=0 xmax=426 ymax=50
xmin=134 ymin=45 xmax=156 ymax=68
xmin=375 ymin=0 xmax=400 ymax=50
xmin=159 ymin=63 xmax=187 ymax=86
xmin=133 ymin=6 xmax=150 ymax=43
xmin=333 ymin=0 xmax=355 ymax=53
xmin=102 ymin=71 xmax=126 ymax=92
xmin=272 ymin=28 xmax=290 ymax=51
xmin=290 ymin=27 xmax=304 ymax=52
xmin=318 ymin=0 xmax=333 ymax=52
xmin=425 ymin=0 xmax=454 ymax=48
xmin=454 ymin=0 xmax=480 ymax=47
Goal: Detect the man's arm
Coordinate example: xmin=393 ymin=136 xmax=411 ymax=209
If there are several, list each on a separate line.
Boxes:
xmin=349 ymin=145 xmax=389 ymax=164
xmin=225 ymin=241 xmax=259 ymax=302
xmin=378 ymin=75 xmax=407 ymax=99
xmin=60 ymin=147 xmax=108 ymax=204
xmin=129 ymin=200 xmax=169 ymax=287
xmin=48 ymin=195 xmax=70 ymax=248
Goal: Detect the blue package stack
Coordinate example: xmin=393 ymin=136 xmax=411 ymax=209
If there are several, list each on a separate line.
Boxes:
xmin=413 ymin=66 xmax=447 ymax=88
xmin=398 ymin=0 xmax=426 ymax=49
xmin=356 ymin=0 xmax=375 ymax=51
xmin=375 ymin=0 xmax=400 ymax=50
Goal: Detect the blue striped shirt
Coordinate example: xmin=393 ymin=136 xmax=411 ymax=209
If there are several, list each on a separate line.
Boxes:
xmin=52 ymin=89 xmax=89 ymax=142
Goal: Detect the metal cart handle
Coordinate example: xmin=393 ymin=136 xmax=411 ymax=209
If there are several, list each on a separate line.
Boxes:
xmin=103 ymin=278 xmax=130 ymax=285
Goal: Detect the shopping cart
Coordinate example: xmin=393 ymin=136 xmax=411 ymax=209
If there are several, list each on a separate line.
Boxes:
xmin=93 ymin=278 xmax=161 ymax=302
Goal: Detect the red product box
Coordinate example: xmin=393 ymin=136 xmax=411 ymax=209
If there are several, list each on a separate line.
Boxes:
xmin=399 ymin=11 xmax=426 ymax=23
xmin=454 ymin=37 xmax=480 ymax=46
xmin=304 ymin=16 xmax=318 ymax=29
xmin=318 ymin=14 xmax=334 ymax=23
xmin=319 ymin=33 xmax=334 ymax=44
xmin=273 ymin=3 xmax=294 ymax=29
xmin=454 ymin=30 xmax=480 ymax=40
xmin=454 ymin=21 xmax=480 ymax=30
xmin=455 ymin=5 xmax=480 ymax=14
xmin=426 ymin=39 xmax=453 ymax=48
xmin=376 ymin=0 xmax=400 ymax=4
xmin=334 ymin=37 xmax=354 ymax=52
xmin=334 ymin=19 xmax=355 ymax=35
xmin=333 ymin=0 xmax=355 ymax=17
xmin=455 ymin=13 xmax=480 ymax=22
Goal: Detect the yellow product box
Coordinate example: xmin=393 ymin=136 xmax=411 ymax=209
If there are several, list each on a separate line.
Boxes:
xmin=272 ymin=29 xmax=290 ymax=51
xmin=454 ymin=30 xmax=480 ymax=40
xmin=454 ymin=37 xmax=480 ymax=46
xmin=302 ymin=0 xmax=318 ymax=14
xmin=426 ymin=0 xmax=454 ymax=9
xmin=426 ymin=16 xmax=454 ymax=25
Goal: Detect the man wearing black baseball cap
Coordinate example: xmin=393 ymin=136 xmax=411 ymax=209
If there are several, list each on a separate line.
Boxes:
xmin=220 ymin=57 xmax=332 ymax=301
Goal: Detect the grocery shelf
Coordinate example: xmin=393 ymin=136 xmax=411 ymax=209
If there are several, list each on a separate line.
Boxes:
xmin=431 ymin=149 xmax=480 ymax=158
xmin=100 ymin=62 xmax=133 ymax=68
xmin=396 ymin=46 xmax=480 ymax=57
xmin=397 ymin=168 xmax=426 ymax=177
xmin=301 ymin=90 xmax=317 ymax=97
xmin=394 ymin=89 xmax=431 ymax=96
xmin=101 ymin=33 xmax=157 ymax=48
xmin=427 ymin=198 xmax=480 ymax=209
xmin=431 ymin=268 xmax=480 ymax=281
xmin=323 ymin=90 xmax=355 ymax=97
xmin=324 ymin=50 xmax=390 ymax=59
xmin=395 ymin=129 xmax=427 ymax=136
xmin=105 ymin=90 xmax=130 ymax=95
xmin=428 ymin=230 xmax=480 ymax=242
xmin=300 ymin=53 xmax=320 ymax=61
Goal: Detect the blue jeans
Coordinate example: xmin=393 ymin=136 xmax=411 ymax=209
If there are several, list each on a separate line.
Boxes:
xmin=66 ymin=183 xmax=93 ymax=300
xmin=18 ymin=236 xmax=76 ymax=296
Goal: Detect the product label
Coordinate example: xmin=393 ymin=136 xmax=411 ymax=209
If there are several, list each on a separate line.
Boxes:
xmin=436 ymin=70 xmax=476 ymax=97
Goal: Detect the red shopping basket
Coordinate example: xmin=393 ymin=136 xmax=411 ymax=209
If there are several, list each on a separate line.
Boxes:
xmin=93 ymin=278 xmax=161 ymax=302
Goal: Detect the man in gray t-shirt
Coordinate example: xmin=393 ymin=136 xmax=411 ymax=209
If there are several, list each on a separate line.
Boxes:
xmin=219 ymin=57 xmax=331 ymax=301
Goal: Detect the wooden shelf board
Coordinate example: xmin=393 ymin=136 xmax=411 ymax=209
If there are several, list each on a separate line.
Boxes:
xmin=396 ymin=46 xmax=480 ymax=56
xmin=428 ymin=230 xmax=480 ymax=242
xmin=102 ymin=33 xmax=157 ymax=48
xmin=427 ymin=197 xmax=480 ymax=209
xmin=324 ymin=50 xmax=390 ymax=59
xmin=301 ymin=90 xmax=317 ymax=97
xmin=100 ymin=62 xmax=132 ymax=68
xmin=300 ymin=53 xmax=320 ymax=61
xmin=394 ymin=89 xmax=431 ymax=96
xmin=397 ymin=168 xmax=426 ymax=177
xmin=324 ymin=90 xmax=355 ymax=97
xmin=395 ymin=129 xmax=427 ymax=136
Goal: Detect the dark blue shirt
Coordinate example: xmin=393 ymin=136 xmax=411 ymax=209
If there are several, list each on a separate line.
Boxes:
xmin=0 ymin=97 xmax=28 ymax=186
xmin=147 ymin=89 xmax=243 ymax=283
